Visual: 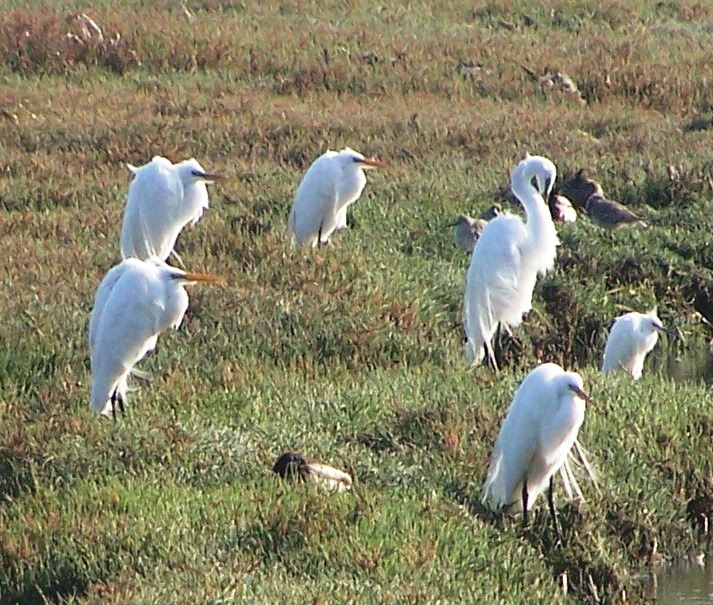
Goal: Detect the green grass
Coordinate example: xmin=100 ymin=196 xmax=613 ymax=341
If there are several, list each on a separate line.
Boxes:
xmin=1 ymin=1 xmax=713 ymax=603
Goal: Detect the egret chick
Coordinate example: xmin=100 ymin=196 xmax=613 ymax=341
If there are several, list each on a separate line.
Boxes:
xmin=89 ymin=257 xmax=223 ymax=418
xmin=585 ymin=194 xmax=646 ymax=230
xmin=287 ymin=147 xmax=387 ymax=247
xmin=481 ymin=363 xmax=593 ymax=544
xmin=120 ymin=156 xmax=225 ymax=261
xmin=463 ymin=155 xmax=559 ymax=368
xmin=273 ymin=452 xmax=352 ymax=492
xmin=559 ymin=168 xmax=604 ymax=209
xmin=602 ymin=310 xmax=672 ymax=379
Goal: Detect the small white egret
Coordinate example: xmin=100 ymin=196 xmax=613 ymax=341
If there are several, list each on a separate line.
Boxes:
xmin=286 ymin=147 xmax=387 ymax=247
xmin=585 ymin=195 xmax=646 ymax=230
xmin=602 ymin=310 xmax=672 ymax=379
xmin=463 ymin=155 xmax=559 ymax=368
xmin=481 ymin=363 xmax=594 ymax=544
xmin=272 ymin=452 xmax=352 ymax=492
xmin=120 ymin=156 xmax=225 ymax=261
xmin=89 ymin=257 xmax=223 ymax=418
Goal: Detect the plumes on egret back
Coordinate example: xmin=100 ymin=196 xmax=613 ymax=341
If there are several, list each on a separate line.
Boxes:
xmin=463 ymin=154 xmax=559 ymax=368
xmin=88 ymin=257 xmax=223 ymax=418
xmin=286 ymin=147 xmax=387 ymax=248
xmin=602 ymin=309 xmax=671 ymax=379
xmin=120 ymin=155 xmax=225 ymax=261
xmin=481 ymin=363 xmax=594 ymax=543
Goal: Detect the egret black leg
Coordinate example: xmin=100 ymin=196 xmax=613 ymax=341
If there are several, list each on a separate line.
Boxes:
xmin=484 ymin=340 xmax=500 ymax=372
xmin=494 ymin=324 xmax=503 ymax=371
xmin=317 ymin=223 xmax=324 ymax=247
xmin=548 ymin=475 xmax=564 ymax=547
xmin=111 ymin=389 xmax=119 ymax=422
xmin=521 ymin=479 xmax=529 ymax=527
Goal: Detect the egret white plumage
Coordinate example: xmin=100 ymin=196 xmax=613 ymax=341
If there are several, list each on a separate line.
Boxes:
xmin=602 ymin=310 xmax=672 ymax=379
xmin=120 ymin=156 xmax=225 ymax=261
xmin=481 ymin=363 xmax=594 ymax=544
xmin=287 ymin=147 xmax=387 ymax=247
xmin=89 ymin=257 xmax=223 ymax=418
xmin=463 ymin=155 xmax=559 ymax=368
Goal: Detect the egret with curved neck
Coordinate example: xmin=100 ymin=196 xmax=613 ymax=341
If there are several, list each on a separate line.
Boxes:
xmin=463 ymin=155 xmax=559 ymax=368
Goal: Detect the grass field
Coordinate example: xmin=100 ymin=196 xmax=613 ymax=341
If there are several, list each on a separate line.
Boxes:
xmin=1 ymin=1 xmax=713 ymax=603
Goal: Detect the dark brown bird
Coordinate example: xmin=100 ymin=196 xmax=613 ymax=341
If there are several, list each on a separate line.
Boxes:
xmin=585 ymin=194 xmax=646 ymax=229
xmin=272 ymin=452 xmax=352 ymax=491
xmin=560 ymin=169 xmax=604 ymax=209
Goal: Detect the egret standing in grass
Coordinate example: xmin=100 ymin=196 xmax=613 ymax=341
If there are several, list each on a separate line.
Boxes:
xmin=602 ymin=310 xmax=672 ymax=379
xmin=463 ymin=155 xmax=559 ymax=368
xmin=120 ymin=156 xmax=225 ymax=262
xmin=287 ymin=147 xmax=387 ymax=248
xmin=89 ymin=257 xmax=223 ymax=418
xmin=481 ymin=363 xmax=594 ymax=544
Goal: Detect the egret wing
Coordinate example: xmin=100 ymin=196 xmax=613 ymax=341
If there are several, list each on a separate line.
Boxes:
xmin=289 ymin=152 xmax=340 ymax=246
xmin=464 ymin=215 xmax=527 ymax=363
xmin=120 ymin=157 xmax=182 ymax=260
xmin=89 ymin=265 xmax=165 ymax=413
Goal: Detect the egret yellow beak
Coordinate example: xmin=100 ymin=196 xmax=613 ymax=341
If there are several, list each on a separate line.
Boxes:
xmin=176 ymin=272 xmax=226 ymax=285
xmin=571 ymin=385 xmax=592 ymax=404
xmin=360 ymin=157 xmax=389 ymax=168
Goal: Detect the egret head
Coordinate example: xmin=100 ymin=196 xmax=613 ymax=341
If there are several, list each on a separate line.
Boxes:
xmin=561 ymin=372 xmax=591 ymax=404
xmin=339 ymin=147 xmax=388 ymax=170
xmin=176 ymin=158 xmax=226 ymax=184
xmin=645 ymin=311 xmax=674 ymax=336
xmin=514 ymin=155 xmax=557 ymax=201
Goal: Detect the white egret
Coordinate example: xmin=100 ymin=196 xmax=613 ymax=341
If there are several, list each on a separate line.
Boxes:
xmin=89 ymin=257 xmax=223 ymax=418
xmin=286 ymin=147 xmax=387 ymax=247
xmin=463 ymin=155 xmax=559 ymax=368
xmin=585 ymin=194 xmax=646 ymax=230
xmin=273 ymin=452 xmax=352 ymax=492
xmin=481 ymin=363 xmax=594 ymax=544
xmin=120 ymin=156 xmax=225 ymax=261
xmin=451 ymin=205 xmax=503 ymax=252
xmin=602 ymin=310 xmax=672 ymax=379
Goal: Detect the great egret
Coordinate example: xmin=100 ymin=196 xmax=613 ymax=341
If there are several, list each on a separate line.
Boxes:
xmin=451 ymin=205 xmax=503 ymax=252
xmin=463 ymin=155 xmax=559 ymax=368
xmin=602 ymin=310 xmax=672 ymax=379
xmin=286 ymin=147 xmax=387 ymax=247
xmin=559 ymin=168 xmax=604 ymax=209
xmin=481 ymin=363 xmax=593 ymax=544
xmin=120 ymin=156 xmax=225 ymax=261
xmin=585 ymin=195 xmax=646 ymax=229
xmin=273 ymin=452 xmax=353 ymax=491
xmin=549 ymin=193 xmax=577 ymax=224
xmin=89 ymin=257 xmax=223 ymax=418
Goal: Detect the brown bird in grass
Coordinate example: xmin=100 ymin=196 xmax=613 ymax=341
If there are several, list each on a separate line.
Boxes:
xmin=451 ymin=204 xmax=503 ymax=252
xmin=273 ymin=452 xmax=353 ymax=492
xmin=560 ymin=169 xmax=604 ymax=209
xmin=585 ymin=194 xmax=647 ymax=229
